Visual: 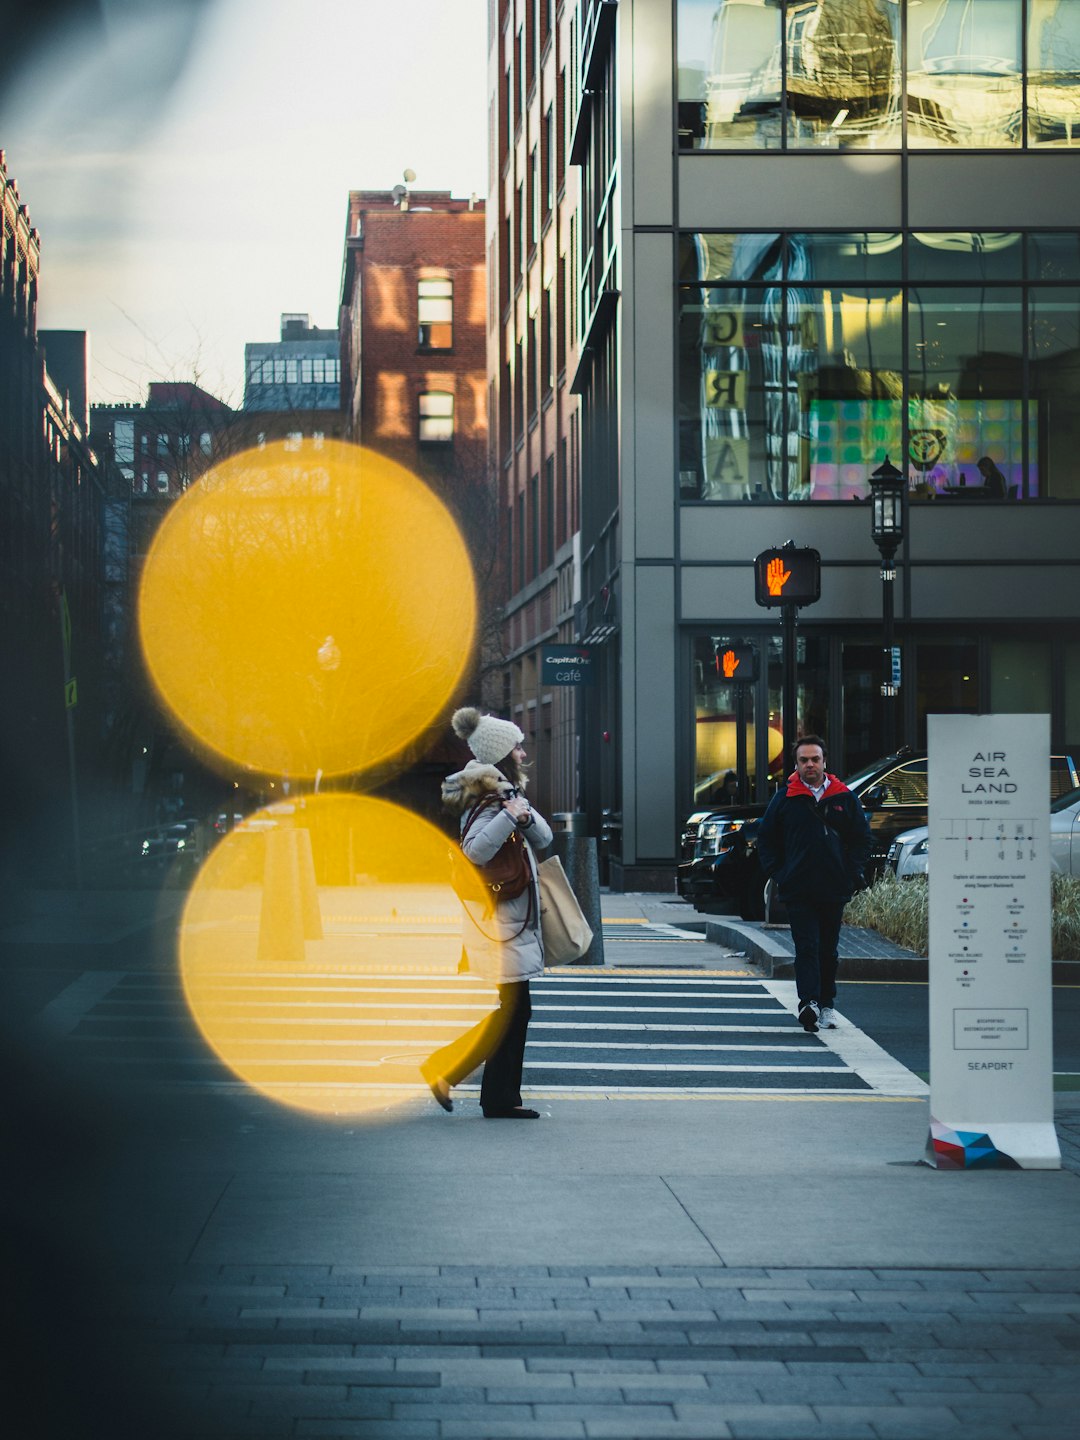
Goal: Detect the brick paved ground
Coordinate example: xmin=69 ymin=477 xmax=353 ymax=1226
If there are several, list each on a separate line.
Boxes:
xmin=97 ymin=1263 xmax=1080 ymax=1439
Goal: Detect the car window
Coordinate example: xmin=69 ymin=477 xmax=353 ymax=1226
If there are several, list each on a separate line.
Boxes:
xmin=1051 ymin=785 xmax=1080 ymax=814
xmin=875 ymin=760 xmax=929 ymax=807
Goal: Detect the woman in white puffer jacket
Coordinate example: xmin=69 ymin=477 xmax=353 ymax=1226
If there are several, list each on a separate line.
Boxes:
xmin=420 ymin=707 xmax=552 ymax=1119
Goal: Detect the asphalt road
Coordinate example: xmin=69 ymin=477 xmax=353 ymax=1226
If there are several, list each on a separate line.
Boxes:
xmin=836 ymin=977 xmax=1080 ymax=1081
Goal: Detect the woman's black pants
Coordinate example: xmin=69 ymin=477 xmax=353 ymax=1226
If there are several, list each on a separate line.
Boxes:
xmin=425 ymin=980 xmax=532 ymax=1112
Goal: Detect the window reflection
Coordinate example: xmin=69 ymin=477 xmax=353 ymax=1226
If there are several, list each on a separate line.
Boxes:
xmin=678 ymin=0 xmax=783 ymax=150
xmin=1030 ymin=286 xmax=1080 ymax=498
xmin=1028 ymin=0 xmax=1080 ymax=145
xmin=908 ymin=288 xmax=1027 ymax=496
xmin=793 ymin=286 xmax=903 ymax=500
xmin=908 ymin=0 xmax=1022 ymax=148
xmin=787 ymin=0 xmax=900 ymax=148
xmin=680 ymin=230 xmax=1080 ymax=501
xmin=678 ymin=1 xmax=1080 ymax=150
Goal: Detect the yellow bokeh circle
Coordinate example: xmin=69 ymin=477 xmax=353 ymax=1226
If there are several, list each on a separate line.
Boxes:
xmin=180 ymin=793 xmax=498 ymax=1116
xmin=138 ymin=440 xmax=476 ymax=778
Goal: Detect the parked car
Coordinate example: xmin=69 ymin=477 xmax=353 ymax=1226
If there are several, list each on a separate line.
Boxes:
xmin=680 ymin=749 xmax=1080 ymax=919
xmin=889 ymin=782 xmax=1080 ymax=882
xmin=138 ymin=818 xmax=199 ymax=865
xmin=888 ymin=826 xmax=929 ymax=880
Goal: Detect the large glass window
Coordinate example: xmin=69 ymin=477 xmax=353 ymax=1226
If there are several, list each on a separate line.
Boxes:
xmin=678 ymin=0 xmax=783 ymax=151
xmin=1030 ymin=285 xmax=1080 ymax=497
xmin=1028 ymin=0 xmax=1080 ymax=146
xmin=681 ymin=230 xmax=1079 ymax=501
xmin=679 ymin=1 xmax=1080 ymax=151
xmin=915 ymin=640 xmax=979 ymax=744
xmin=908 ymin=286 xmax=1027 ymax=497
xmin=692 ymin=634 xmax=782 ymax=801
xmin=908 ymin=0 xmax=1022 ymax=148
xmin=787 ymin=0 xmax=900 ymax=148
xmin=679 ymin=286 xmax=774 ymax=500
xmin=990 ymin=637 xmax=1052 ymax=712
xmin=792 ymin=285 xmax=903 ymax=499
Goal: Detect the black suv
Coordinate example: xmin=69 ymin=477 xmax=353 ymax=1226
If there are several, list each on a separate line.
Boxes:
xmin=679 ymin=746 xmax=1080 ymax=919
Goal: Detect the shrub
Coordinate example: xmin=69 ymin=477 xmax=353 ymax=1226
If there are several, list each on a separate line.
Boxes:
xmin=844 ymin=872 xmax=928 ymax=955
xmin=844 ymin=871 xmax=1080 ymax=961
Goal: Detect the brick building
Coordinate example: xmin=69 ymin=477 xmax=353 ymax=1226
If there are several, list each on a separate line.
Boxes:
xmin=487 ymin=2 xmax=584 ymax=824
xmin=339 ymin=188 xmax=487 ymax=477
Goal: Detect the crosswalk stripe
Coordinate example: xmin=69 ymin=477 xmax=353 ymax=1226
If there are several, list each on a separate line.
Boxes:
xmin=42 ymin=969 xmax=926 ymax=1099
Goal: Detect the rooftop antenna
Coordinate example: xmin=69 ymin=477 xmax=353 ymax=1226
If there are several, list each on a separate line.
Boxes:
xmin=396 ymin=168 xmax=416 ymax=211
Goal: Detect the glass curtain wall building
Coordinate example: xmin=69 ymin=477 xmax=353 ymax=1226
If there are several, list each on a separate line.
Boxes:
xmin=565 ymin=0 xmax=1080 ymax=888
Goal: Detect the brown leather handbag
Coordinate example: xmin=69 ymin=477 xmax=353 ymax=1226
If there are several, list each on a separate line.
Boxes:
xmin=449 ymin=798 xmax=531 ymax=909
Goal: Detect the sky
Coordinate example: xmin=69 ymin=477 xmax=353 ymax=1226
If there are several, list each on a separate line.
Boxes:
xmin=1 ymin=0 xmax=489 ymax=406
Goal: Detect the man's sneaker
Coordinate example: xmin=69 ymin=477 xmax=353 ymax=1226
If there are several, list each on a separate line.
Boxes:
xmin=818 ymin=1006 xmax=838 ymax=1029
xmin=798 ymin=1000 xmax=820 ymax=1032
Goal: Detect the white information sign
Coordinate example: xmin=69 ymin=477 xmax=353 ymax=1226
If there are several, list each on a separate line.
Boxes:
xmin=927 ymin=714 xmax=1059 ymax=1168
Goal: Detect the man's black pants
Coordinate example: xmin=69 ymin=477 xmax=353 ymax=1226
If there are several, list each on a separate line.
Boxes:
xmin=785 ymin=899 xmax=846 ymax=1007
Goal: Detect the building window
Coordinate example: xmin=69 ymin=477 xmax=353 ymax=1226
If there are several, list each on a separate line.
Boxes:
xmin=200 ymin=432 xmax=212 ymax=455
xmin=248 ymin=358 xmax=262 ymax=383
xmin=286 ymin=359 xmax=299 ymax=384
xmin=529 ymin=473 xmax=540 ymax=579
xmin=301 ymin=358 xmax=313 ymax=383
xmin=678 ymin=0 xmax=1080 ymax=153
xmin=274 ymin=359 xmax=286 ymax=384
xmin=156 ymin=471 xmax=169 ymax=494
xmin=679 ymin=229 xmax=1080 ymax=502
xmin=544 ymin=103 xmax=555 ymax=214
xmin=418 ymin=390 xmax=454 ymax=443
xmin=418 ymin=278 xmax=453 ymax=348
xmin=543 ymin=456 xmax=555 ymax=567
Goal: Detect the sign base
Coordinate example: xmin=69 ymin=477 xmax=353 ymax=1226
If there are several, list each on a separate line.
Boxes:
xmin=926 ymin=1116 xmax=1061 ymax=1170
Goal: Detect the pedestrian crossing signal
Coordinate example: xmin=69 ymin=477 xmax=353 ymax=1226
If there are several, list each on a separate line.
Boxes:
xmin=754 ymin=546 xmax=821 ymax=609
xmin=716 ymin=643 xmax=758 ymax=682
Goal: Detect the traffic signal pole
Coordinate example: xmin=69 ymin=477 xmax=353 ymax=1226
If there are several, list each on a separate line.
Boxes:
xmin=782 ymin=599 xmax=797 ymax=778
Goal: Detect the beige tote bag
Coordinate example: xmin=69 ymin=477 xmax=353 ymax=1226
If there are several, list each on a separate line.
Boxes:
xmin=537 ymin=855 xmax=593 ymax=963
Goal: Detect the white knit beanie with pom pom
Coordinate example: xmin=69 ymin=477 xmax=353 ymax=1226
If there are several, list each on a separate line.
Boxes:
xmin=452 ymin=706 xmax=524 ymax=765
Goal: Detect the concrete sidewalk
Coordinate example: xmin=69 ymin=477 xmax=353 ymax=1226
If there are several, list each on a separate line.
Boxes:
xmin=7 ymin=885 xmax=1080 ymax=1438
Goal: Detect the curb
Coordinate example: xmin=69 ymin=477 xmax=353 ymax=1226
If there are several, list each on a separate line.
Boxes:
xmin=702 ymin=919 xmax=928 ymax=981
xmin=697 ymin=919 xmax=1080 ymax=986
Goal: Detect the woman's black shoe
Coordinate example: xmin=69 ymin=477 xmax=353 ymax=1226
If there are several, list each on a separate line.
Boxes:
xmin=420 ymin=1065 xmax=453 ymax=1111
xmin=482 ymin=1107 xmax=539 ymax=1119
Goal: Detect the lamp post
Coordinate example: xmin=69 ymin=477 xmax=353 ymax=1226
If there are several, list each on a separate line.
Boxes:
xmin=869 ymin=455 xmax=904 ymax=755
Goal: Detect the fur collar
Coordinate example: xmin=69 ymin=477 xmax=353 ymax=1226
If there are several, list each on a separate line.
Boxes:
xmin=441 ymin=759 xmax=526 ymax=815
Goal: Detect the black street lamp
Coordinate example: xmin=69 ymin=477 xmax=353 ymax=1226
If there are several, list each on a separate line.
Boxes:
xmin=869 ymin=455 xmax=904 ymax=755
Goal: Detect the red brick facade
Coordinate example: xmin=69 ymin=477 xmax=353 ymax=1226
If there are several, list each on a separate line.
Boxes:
xmin=339 ymin=191 xmax=487 ymax=484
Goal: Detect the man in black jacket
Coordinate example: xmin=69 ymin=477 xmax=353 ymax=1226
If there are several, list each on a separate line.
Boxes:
xmin=757 ymin=736 xmax=872 ymax=1032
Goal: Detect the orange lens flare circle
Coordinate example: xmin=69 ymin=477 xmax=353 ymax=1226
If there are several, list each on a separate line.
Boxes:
xmin=137 ymin=440 xmax=476 ymax=779
xmin=180 ymin=793 xmax=497 ymax=1116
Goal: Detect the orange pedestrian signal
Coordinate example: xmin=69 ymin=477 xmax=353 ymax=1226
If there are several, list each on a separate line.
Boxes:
xmin=715 ymin=643 xmax=757 ymax=681
xmin=754 ymin=546 xmax=821 ymax=609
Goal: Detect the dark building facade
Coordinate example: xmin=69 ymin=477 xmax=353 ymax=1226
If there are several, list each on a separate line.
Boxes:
xmin=1 ymin=151 xmax=111 ymax=881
